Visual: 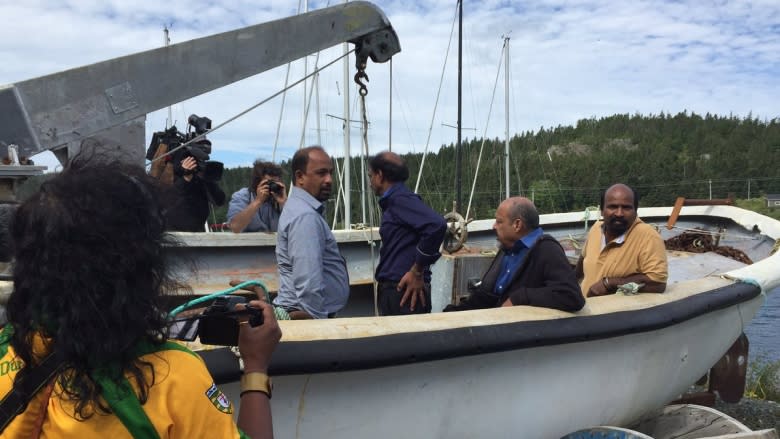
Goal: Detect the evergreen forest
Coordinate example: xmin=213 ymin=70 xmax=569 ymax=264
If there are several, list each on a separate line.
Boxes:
xmin=16 ymin=111 xmax=780 ymax=228
xmin=213 ymin=111 xmax=780 ymax=228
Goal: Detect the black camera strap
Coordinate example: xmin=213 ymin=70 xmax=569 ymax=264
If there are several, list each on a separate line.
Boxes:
xmin=0 ymin=351 xmax=64 ymax=433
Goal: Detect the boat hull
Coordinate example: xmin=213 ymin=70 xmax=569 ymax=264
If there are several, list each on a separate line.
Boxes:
xmin=215 ymin=292 xmax=763 ymax=438
xmin=188 ymin=205 xmax=779 ymax=437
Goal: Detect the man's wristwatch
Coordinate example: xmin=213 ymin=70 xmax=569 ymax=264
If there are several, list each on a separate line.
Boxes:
xmin=240 ymin=372 xmax=273 ymax=398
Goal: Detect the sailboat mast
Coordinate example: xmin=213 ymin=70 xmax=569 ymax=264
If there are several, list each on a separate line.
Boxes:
xmin=342 ymin=1 xmax=352 ymax=229
xmin=389 ymin=59 xmax=393 ymax=151
xmin=456 ymin=0 xmax=463 ymax=212
xmin=302 ymin=0 xmax=309 ymax=145
xmin=164 ymin=26 xmax=172 ymax=128
xmin=504 ymin=36 xmax=510 ymax=199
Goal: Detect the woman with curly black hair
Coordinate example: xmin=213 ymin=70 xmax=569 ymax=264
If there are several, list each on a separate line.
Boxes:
xmin=0 ymin=158 xmax=280 ymax=438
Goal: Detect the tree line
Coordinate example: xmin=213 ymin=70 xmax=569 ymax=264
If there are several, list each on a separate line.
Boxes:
xmin=214 ymin=111 xmax=780 ymax=227
xmin=16 ymin=111 xmax=780 ymax=228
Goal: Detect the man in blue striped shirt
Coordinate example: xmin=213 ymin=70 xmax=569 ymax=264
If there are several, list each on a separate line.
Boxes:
xmin=273 ymin=146 xmax=349 ymax=319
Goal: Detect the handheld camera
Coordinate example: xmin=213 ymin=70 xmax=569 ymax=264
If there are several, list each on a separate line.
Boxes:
xmin=251 ymin=177 xmax=283 ymax=197
xmin=168 ymin=295 xmax=263 ymax=346
xmin=267 ymin=180 xmax=283 ymax=195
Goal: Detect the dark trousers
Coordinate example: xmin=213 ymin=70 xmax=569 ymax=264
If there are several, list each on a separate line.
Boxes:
xmin=279 ymin=305 xmax=336 ymax=319
xmin=378 ymin=282 xmax=432 ymax=316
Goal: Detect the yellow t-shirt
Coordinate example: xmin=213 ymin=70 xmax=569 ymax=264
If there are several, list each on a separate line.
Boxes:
xmin=579 ymin=217 xmax=668 ymax=297
xmin=0 ymin=332 xmax=246 ymax=439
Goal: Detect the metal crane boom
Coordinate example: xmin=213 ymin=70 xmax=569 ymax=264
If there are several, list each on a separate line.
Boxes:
xmin=0 ymin=1 xmax=400 ymax=163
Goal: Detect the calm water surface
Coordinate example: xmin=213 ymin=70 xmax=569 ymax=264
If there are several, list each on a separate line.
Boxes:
xmin=744 ymin=286 xmax=780 ymax=363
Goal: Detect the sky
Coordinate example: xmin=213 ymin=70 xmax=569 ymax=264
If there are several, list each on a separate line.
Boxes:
xmin=1 ymin=0 xmax=779 ymax=172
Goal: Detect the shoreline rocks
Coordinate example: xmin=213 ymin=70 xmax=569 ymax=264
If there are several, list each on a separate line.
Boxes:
xmin=714 ymin=396 xmax=779 ymax=432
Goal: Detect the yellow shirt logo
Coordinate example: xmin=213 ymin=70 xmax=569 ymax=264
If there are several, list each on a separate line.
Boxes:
xmin=206 ymin=383 xmax=234 ymax=414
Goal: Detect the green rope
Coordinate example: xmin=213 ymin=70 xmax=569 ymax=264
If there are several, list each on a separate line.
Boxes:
xmin=272 ymin=305 xmax=290 ymax=321
xmin=168 ymin=280 xmax=290 ymax=320
xmin=582 ymin=206 xmax=600 ymax=232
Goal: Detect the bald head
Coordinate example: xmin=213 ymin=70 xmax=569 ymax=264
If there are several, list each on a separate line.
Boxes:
xmin=601 ymin=183 xmax=638 ymax=210
xmin=601 ymin=183 xmax=639 ymax=239
xmin=368 ymin=150 xmax=409 ymax=183
xmin=380 ymin=151 xmax=403 ymax=166
xmin=493 ymin=197 xmax=540 ymax=249
xmin=502 ymin=197 xmax=540 ymax=229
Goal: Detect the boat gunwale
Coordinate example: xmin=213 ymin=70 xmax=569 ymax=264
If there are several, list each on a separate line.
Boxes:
xmin=200 ymin=280 xmax=761 ymax=382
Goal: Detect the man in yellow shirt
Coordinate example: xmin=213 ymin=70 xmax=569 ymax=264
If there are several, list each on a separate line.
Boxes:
xmin=576 ymin=183 xmax=668 ymax=297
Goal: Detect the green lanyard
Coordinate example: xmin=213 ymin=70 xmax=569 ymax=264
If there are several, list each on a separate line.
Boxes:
xmin=96 ymin=341 xmax=197 ymax=439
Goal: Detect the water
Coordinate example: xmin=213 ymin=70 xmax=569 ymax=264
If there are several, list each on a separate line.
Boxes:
xmin=744 ymin=286 xmax=780 ymax=363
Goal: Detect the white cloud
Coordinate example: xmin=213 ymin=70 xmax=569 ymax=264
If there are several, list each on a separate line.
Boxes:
xmin=1 ymin=0 xmax=778 ymax=173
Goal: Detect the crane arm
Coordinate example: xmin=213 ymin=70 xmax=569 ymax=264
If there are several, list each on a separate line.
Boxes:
xmin=0 ymin=1 xmax=400 ymax=160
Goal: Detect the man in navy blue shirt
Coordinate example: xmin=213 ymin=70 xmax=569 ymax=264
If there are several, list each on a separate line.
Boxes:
xmin=369 ymin=151 xmax=447 ymax=315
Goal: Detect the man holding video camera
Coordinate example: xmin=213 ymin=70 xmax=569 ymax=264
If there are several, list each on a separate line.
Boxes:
xmin=163 ymin=115 xmax=227 ymax=232
xmin=227 ymin=160 xmax=287 ymax=233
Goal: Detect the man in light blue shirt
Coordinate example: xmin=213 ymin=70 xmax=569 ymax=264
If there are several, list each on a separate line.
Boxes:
xmin=274 ymin=146 xmax=349 ymax=319
xmin=226 ymin=160 xmax=286 ymax=233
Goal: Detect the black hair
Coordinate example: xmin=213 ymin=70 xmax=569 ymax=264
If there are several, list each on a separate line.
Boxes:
xmin=291 ymin=146 xmax=326 ymax=181
xmin=368 ymin=152 xmax=409 ymax=183
xmin=249 ymin=160 xmax=283 ymax=191
xmin=8 ymin=156 xmax=188 ymax=419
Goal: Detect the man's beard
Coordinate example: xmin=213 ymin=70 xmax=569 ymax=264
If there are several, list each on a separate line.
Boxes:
xmin=316 ymin=186 xmax=331 ymax=202
xmin=606 ymin=217 xmax=629 ymax=236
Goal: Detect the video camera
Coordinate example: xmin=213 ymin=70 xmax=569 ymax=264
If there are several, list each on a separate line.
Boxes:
xmin=168 ymin=295 xmax=264 ymax=346
xmin=146 ymin=114 xmax=224 ymax=182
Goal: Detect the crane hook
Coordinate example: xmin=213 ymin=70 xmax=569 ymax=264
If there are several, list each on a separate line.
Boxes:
xmin=354 ymin=71 xmax=369 ymax=96
xmin=354 ymin=62 xmax=369 ymax=96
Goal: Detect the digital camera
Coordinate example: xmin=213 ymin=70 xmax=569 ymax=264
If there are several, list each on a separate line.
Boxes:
xmin=267 ymin=180 xmax=282 ymax=194
xmin=169 ymin=295 xmax=263 ymax=346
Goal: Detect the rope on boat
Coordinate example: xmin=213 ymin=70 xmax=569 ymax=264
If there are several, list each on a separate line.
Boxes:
xmin=666 ymin=225 xmax=752 ymax=240
xmin=771 ymin=239 xmax=780 ymax=256
xmin=665 ymin=229 xmax=753 ymax=264
xmin=464 ymin=46 xmax=505 ymax=223
xmin=582 ymin=206 xmax=599 ymax=232
xmin=413 ymin=3 xmax=460 ymax=193
xmin=168 ymin=280 xmax=291 ymax=320
xmin=560 ymin=234 xmax=585 ymax=250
